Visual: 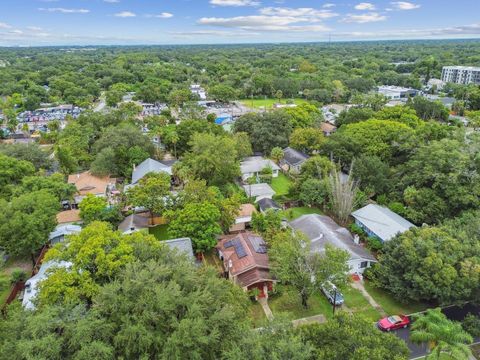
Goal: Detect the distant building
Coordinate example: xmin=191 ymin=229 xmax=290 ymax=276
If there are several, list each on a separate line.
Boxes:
xmin=257 ymin=198 xmax=282 ymax=213
xmin=243 ymin=183 xmax=276 ymax=202
xmin=130 ymin=158 xmax=175 ymax=185
xmin=67 ymin=171 xmax=116 ymax=205
xmin=351 ymin=204 xmax=415 ymax=243
xmin=163 ymin=237 xmax=195 ymax=260
xmin=56 ymin=209 xmax=81 ymax=225
xmin=229 ymin=204 xmax=257 ymax=233
xmin=377 ymin=86 xmax=418 ymax=100
xmin=441 ymin=66 xmax=480 ymax=85
xmin=280 ymin=147 xmax=309 ymax=173
xmin=118 ymin=212 xmax=151 ymax=234
xmin=320 ymin=122 xmax=337 ymax=136
xmin=190 ymin=84 xmax=207 ymax=100
xmin=49 ymin=224 xmax=81 ymax=245
xmin=427 ymin=78 xmax=446 ymax=91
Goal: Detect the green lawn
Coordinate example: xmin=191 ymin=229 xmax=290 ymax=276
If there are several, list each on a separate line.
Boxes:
xmin=363 ymin=281 xmax=430 ymax=316
xmin=149 ymin=224 xmax=171 ymax=241
xmin=283 ymin=207 xmax=323 ymax=221
xmin=271 ymin=173 xmax=292 ymax=196
xmin=269 ymin=284 xmax=333 ymax=320
xmin=250 ymin=301 xmax=267 ymax=328
xmin=341 ymin=285 xmax=382 ymax=322
xmin=239 ymin=98 xmax=309 ymax=109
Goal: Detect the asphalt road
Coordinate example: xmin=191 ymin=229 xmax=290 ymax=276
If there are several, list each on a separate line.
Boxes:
xmin=390 ymin=303 xmax=480 ymax=359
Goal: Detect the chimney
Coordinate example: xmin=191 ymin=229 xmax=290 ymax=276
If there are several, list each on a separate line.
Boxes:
xmin=353 ymin=234 xmax=360 ymax=245
xmin=133 ymin=164 xmax=136 ymax=171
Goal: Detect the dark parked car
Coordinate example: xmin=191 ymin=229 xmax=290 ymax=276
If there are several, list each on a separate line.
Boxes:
xmin=321 ymin=281 xmax=344 ymax=306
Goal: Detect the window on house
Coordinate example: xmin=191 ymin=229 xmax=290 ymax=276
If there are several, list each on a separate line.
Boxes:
xmin=360 ymin=261 xmax=368 ymax=268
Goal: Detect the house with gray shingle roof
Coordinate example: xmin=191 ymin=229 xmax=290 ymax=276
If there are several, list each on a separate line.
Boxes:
xmin=351 ymin=204 xmax=415 ymax=242
xmin=164 ymin=238 xmax=195 ymax=260
xmin=289 ymin=214 xmax=376 ymax=274
xmin=131 ymin=158 xmax=175 ymax=185
xmin=280 ymin=147 xmax=309 ymax=173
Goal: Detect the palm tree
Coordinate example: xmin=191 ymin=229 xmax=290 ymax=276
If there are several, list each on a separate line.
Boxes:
xmin=410 ymin=308 xmax=473 ymax=360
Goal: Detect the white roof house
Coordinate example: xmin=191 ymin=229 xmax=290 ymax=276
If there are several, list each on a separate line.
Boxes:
xmin=22 ymin=260 xmax=72 ymax=310
xmin=48 ymin=224 xmax=82 ymax=245
xmin=351 ymin=204 xmax=415 ymax=242
xmin=240 ymin=156 xmax=280 ymax=181
xmin=243 ymin=183 xmax=276 ymax=202
xmin=131 ymin=158 xmax=174 ymax=185
xmin=289 ymin=214 xmax=376 ymax=274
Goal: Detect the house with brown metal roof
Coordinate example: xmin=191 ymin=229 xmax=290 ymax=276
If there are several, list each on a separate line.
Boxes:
xmin=216 ymin=232 xmax=275 ymax=298
xmin=67 ymin=171 xmax=116 ymax=205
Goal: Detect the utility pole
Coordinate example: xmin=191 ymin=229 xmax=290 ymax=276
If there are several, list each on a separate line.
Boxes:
xmin=332 ymin=287 xmax=337 ymax=316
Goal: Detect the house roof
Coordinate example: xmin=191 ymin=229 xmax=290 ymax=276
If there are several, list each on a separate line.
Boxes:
xmin=118 ymin=213 xmax=150 ymax=234
xmin=289 ymin=214 xmax=376 ymax=261
xmin=49 ymin=224 xmax=81 ymax=241
xmin=257 ymin=198 xmax=281 ymax=212
xmin=217 ymin=232 xmax=273 ymax=287
xmin=351 ymin=204 xmax=415 ymax=242
xmin=238 ymin=203 xmax=257 ymax=218
xmin=56 ymin=209 xmax=81 ymax=224
xmin=67 ymin=171 xmax=114 ymax=196
xmin=240 ymin=156 xmax=280 ymax=175
xmin=163 ymin=238 xmax=195 ymax=259
xmin=131 ymin=158 xmax=174 ymax=184
xmin=321 ymin=122 xmax=337 ymax=133
xmin=243 ymin=183 xmax=276 ymax=199
xmin=282 ymin=147 xmax=309 ymax=166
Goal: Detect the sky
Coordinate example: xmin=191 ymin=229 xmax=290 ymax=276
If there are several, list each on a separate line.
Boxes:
xmin=0 ymin=0 xmax=479 ymax=46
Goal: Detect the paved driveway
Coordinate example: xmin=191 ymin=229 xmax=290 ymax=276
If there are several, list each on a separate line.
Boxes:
xmin=389 ymin=303 xmax=480 ymax=359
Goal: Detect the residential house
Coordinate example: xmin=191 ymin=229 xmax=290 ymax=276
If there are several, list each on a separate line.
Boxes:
xmin=56 ymin=209 xmax=81 ymax=225
xmin=351 ymin=204 xmax=415 ymax=243
xmin=230 ymin=204 xmax=257 ymax=233
xmin=280 ymin=147 xmax=309 ymax=173
xmin=118 ymin=212 xmax=151 ymax=234
xmin=216 ymin=232 xmax=275 ymax=297
xmin=289 ymin=214 xmax=376 ymax=274
xmin=48 ymin=224 xmax=81 ymax=245
xmin=243 ymin=183 xmax=276 ymax=202
xmin=377 ymin=85 xmax=418 ymax=100
xmin=257 ymin=198 xmax=282 ymax=213
xmin=163 ymin=237 xmax=195 ymax=260
xmin=320 ymin=122 xmax=337 ymax=136
xmin=131 ymin=158 xmax=175 ymax=185
xmin=68 ymin=171 xmax=116 ymax=205
xmin=240 ymin=156 xmax=280 ymax=182
xmin=22 ymin=260 xmax=72 ymax=310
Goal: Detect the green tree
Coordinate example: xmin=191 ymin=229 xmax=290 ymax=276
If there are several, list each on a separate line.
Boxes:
xmin=298 ymin=313 xmax=409 ymax=360
xmin=166 ymin=202 xmax=222 ymax=253
xmin=0 ymin=143 xmax=51 ymax=171
xmin=299 ymin=178 xmax=329 ymax=207
xmin=352 ymin=155 xmax=391 ymax=196
xmin=289 ymin=127 xmax=326 ymax=155
xmin=0 ymin=190 xmax=58 ymax=263
xmin=79 ymin=194 xmax=107 ymax=224
xmin=0 ymin=154 xmax=35 ymax=198
xmin=127 ymin=171 xmax=172 ymax=221
xmin=329 ymin=168 xmax=359 ymax=225
xmin=270 ymin=146 xmax=284 ymax=164
xmin=209 ymin=84 xmax=237 ymax=103
xmin=14 ymin=173 xmax=76 ymax=202
xmin=178 ymin=133 xmax=240 ymax=186
xmin=269 ymin=230 xmax=349 ymax=308
xmin=411 ymin=308 xmax=472 ymax=360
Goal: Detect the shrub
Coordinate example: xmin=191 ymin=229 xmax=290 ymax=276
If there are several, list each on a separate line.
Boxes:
xmin=10 ymin=269 xmax=27 ymax=284
xmin=366 ymin=236 xmax=383 ymax=252
xmin=349 ymin=223 xmax=366 ymax=237
xmin=389 ymin=202 xmax=408 ymax=217
xmin=462 ymin=313 xmax=480 ymax=337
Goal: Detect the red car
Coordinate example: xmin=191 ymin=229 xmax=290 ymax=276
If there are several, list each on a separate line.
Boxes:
xmin=377 ymin=315 xmax=410 ymax=331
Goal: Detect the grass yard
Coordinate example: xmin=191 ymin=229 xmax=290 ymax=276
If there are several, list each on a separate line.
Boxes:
xmin=240 ymin=98 xmax=309 ymax=109
xmin=364 ymin=281 xmax=429 ymax=316
xmin=250 ymin=301 xmax=267 ymax=328
xmin=0 ymin=255 xmax=33 ymax=305
xmin=269 ymin=284 xmax=333 ymax=320
xmin=149 ymin=224 xmax=171 ymax=241
xmin=271 ymin=173 xmax=292 ymax=196
xmin=341 ymin=285 xmax=382 ymax=322
xmin=283 ymin=206 xmax=323 ymax=220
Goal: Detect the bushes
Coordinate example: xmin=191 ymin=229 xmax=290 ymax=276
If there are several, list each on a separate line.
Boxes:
xmin=462 ymin=313 xmax=480 ymax=337
xmin=10 ymin=269 xmax=27 ymax=284
xmin=366 ymin=236 xmax=384 ymax=252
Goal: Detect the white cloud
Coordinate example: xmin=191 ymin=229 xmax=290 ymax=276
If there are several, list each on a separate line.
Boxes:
xmin=323 ymin=3 xmax=336 ymax=8
xmin=209 ymin=0 xmax=260 ymax=7
xmin=259 ymin=7 xmax=338 ymax=20
xmin=38 ymin=7 xmax=90 ymax=14
xmin=198 ymin=15 xmax=330 ymax=32
xmin=104 ymin=0 xmax=120 ymax=3
xmin=147 ymin=12 xmax=174 ymax=19
xmin=390 ymin=2 xmax=421 ymax=10
xmin=114 ymin=11 xmax=136 ymax=17
xmin=0 ymin=22 xmax=12 ymax=29
xmin=341 ymin=12 xmax=387 ymax=23
xmin=355 ymin=2 xmax=376 ymax=10
xmin=26 ymin=26 xmax=43 ymax=31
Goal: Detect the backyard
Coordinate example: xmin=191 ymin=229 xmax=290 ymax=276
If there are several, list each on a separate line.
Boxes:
xmin=271 ymin=173 xmax=292 ymax=197
xmin=0 ymin=256 xmax=33 ymax=305
xmin=149 ymin=224 xmax=171 ymax=241
xmin=283 ymin=206 xmax=323 ymax=220
xmin=239 ymin=98 xmax=309 ymax=109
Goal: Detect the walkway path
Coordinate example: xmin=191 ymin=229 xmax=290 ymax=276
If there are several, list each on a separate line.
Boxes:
xmin=351 ymin=279 xmax=387 ymax=317
xmin=292 ymin=314 xmax=327 ymax=327
xmin=258 ymin=297 xmax=274 ymax=320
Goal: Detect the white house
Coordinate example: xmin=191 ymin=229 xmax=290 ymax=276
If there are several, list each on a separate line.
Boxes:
xmin=243 ymin=183 xmax=276 ymax=202
xmin=289 ymin=214 xmax=376 ymax=274
xmin=351 ymin=204 xmax=415 ymax=242
xmin=22 ymin=261 xmax=72 ymax=310
xmin=378 ymin=85 xmax=418 ymax=100
xmin=240 ymin=156 xmax=280 ymax=182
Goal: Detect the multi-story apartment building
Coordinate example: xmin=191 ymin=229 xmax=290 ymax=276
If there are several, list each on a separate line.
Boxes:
xmin=441 ymin=66 xmax=480 ymax=85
